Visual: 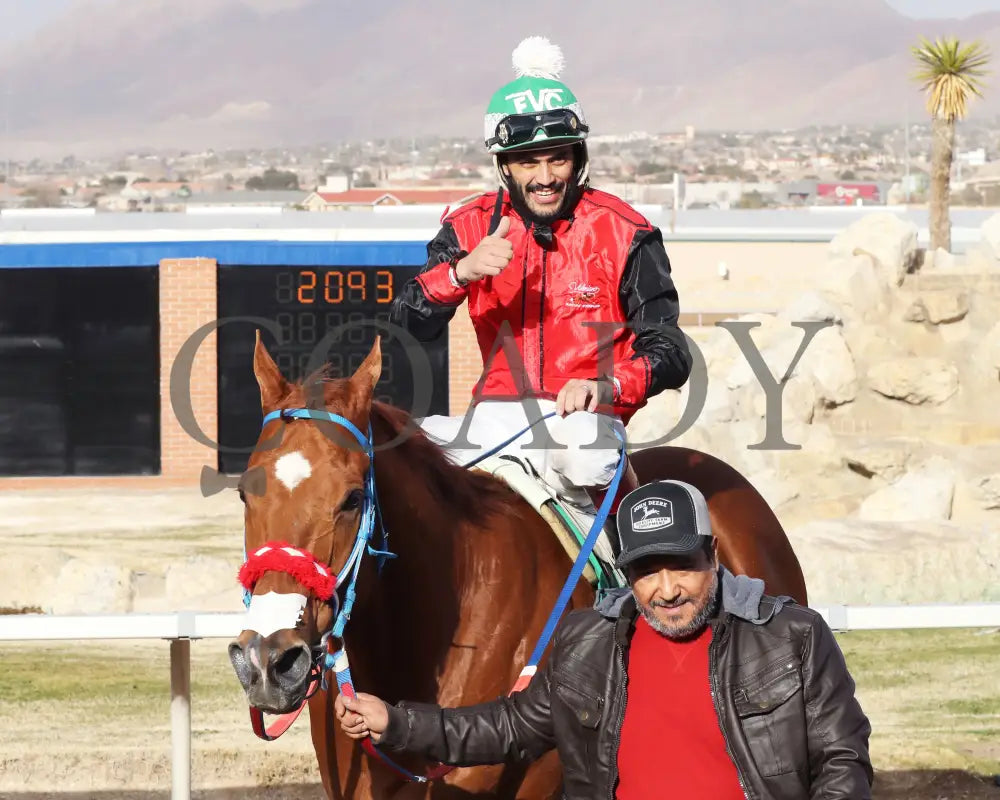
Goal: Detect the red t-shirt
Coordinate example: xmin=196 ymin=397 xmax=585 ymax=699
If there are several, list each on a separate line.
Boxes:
xmin=616 ymin=615 xmax=745 ymax=799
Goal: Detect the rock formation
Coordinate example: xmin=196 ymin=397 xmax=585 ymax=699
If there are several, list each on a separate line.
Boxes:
xmin=629 ymin=212 xmax=1000 ymax=604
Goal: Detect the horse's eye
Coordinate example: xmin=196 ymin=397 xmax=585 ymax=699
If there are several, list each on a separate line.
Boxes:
xmin=339 ymin=489 xmax=364 ymax=513
xmin=238 ymin=489 xmax=247 ymax=504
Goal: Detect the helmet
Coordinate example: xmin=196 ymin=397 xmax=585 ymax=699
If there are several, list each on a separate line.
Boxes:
xmin=484 ymin=37 xmax=590 ymax=186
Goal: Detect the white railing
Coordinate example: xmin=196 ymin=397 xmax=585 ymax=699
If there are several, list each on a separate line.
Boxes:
xmin=0 ymin=611 xmax=246 ymax=800
xmin=1 ymin=603 xmax=999 ymax=800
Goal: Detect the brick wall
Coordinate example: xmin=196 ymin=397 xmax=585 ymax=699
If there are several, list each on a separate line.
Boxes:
xmin=159 ymin=257 xmax=218 ymax=482
xmin=447 ymin=304 xmax=483 ymax=416
xmin=0 ymin=257 xmax=219 ymax=491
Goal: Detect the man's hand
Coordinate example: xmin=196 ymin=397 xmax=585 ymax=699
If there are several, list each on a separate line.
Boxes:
xmin=334 ymin=691 xmax=390 ymax=743
xmin=455 ymin=216 xmax=513 ymax=284
xmin=556 ymin=379 xmax=614 ymax=416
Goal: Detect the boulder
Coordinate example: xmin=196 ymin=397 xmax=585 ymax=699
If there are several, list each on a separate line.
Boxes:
xmin=828 ymin=212 xmax=918 ymax=287
xmin=867 ymin=357 xmax=960 ymax=405
xmin=0 ymin=549 xmax=70 ymax=613
xmin=817 ymin=255 xmax=891 ymax=323
xmin=978 ymin=211 xmax=1000 ymax=260
xmin=751 ymin=373 xmax=816 ymax=425
xmin=699 ymin=376 xmax=737 ymax=425
xmin=903 ymin=290 xmax=970 ymax=324
xmin=842 ymin=441 xmax=913 ymax=483
xmin=723 ymin=316 xmax=790 ymax=391
xmin=788 ymin=518 xmax=1000 ymax=605
xmin=922 ymin=247 xmax=959 ymax=272
xmin=973 ymin=474 xmax=1000 ymax=510
xmin=165 ymin=555 xmax=241 ymax=611
xmin=978 ymin=321 xmax=1000 ymax=381
xmin=778 ymin=290 xmax=844 ymax=325
xmin=964 ymin=241 xmax=1000 ymax=273
xmin=731 ymin=322 xmax=857 ymax=409
xmin=802 ymin=326 xmax=858 ymax=407
xmin=748 ymin=468 xmax=800 ymax=510
xmin=768 ymin=422 xmax=843 ymax=478
xmin=856 ymin=456 xmax=956 ymax=522
xmin=626 ymin=388 xmax=684 ymax=448
xmin=49 ymin=560 xmax=137 ymax=614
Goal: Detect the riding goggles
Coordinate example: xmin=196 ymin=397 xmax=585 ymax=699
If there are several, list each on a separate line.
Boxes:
xmin=487 ymin=109 xmax=589 ymax=149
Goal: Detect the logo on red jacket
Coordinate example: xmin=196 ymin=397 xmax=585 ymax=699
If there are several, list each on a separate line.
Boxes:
xmin=565 ymin=281 xmax=601 ymax=309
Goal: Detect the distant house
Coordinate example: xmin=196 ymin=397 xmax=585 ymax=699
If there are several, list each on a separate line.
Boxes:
xmin=182 ymin=190 xmax=310 ymax=209
xmin=302 ymin=187 xmax=484 ymax=211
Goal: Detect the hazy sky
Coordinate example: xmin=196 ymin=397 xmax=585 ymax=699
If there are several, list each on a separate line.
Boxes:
xmin=0 ymin=0 xmax=71 ymax=43
xmin=886 ymin=0 xmax=1000 ymax=15
xmin=1 ymin=0 xmax=1000 ymax=44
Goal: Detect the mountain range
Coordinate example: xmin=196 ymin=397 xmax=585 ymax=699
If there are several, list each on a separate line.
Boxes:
xmin=3 ymin=0 xmax=1000 ymax=157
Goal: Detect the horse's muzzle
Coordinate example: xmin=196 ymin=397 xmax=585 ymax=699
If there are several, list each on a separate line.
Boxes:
xmin=229 ymin=633 xmax=312 ymax=715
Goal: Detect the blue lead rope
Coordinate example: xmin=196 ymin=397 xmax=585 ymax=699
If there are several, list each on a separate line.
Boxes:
xmin=447 ymin=409 xmax=625 ymax=674
xmin=524 ymin=427 xmax=625 ymax=668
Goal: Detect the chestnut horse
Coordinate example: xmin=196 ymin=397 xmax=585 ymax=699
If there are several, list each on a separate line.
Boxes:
xmin=229 ymin=335 xmax=806 ymax=799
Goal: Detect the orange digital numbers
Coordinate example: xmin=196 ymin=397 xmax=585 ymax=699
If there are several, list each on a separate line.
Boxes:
xmin=348 ymin=270 xmax=366 ymax=299
xmin=294 ymin=269 xmax=395 ymax=305
xmin=376 ymin=270 xmax=393 ymax=303
xmin=324 ymin=270 xmax=344 ymax=304
xmin=297 ymin=270 xmax=317 ymax=304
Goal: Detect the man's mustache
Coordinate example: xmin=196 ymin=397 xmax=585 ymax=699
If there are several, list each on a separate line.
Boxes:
xmin=651 ymin=597 xmax=690 ymax=609
xmin=528 ymin=181 xmax=565 ymax=193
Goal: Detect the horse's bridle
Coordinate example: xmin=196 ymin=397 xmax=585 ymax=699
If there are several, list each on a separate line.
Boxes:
xmin=236 ymin=404 xmax=625 ymax=785
xmin=237 ymin=408 xmax=395 ymax=739
xmin=237 ymin=407 xmax=453 ymax=782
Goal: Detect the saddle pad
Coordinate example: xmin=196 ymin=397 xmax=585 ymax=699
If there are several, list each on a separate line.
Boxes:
xmin=470 ymin=454 xmax=625 ymax=590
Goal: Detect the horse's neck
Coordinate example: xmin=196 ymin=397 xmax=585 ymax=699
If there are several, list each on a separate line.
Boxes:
xmin=340 ymin=416 xmax=486 ymax=693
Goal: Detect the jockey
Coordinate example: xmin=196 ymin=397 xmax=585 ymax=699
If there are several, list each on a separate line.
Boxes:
xmin=390 ymin=36 xmax=692 ymax=536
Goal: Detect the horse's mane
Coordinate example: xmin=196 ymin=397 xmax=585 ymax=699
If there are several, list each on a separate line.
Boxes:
xmin=285 ymin=368 xmax=514 ymax=523
xmin=369 ymin=401 xmax=514 ymax=523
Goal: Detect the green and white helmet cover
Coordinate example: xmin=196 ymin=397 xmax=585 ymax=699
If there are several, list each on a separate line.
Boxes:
xmin=483 ymin=37 xmax=589 ymax=155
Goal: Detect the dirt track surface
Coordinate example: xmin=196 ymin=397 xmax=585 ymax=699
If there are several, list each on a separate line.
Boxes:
xmin=1 ymin=772 xmax=999 ymax=799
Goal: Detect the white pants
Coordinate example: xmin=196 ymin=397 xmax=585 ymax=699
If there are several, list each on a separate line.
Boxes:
xmin=418 ymin=400 xmax=625 ymax=498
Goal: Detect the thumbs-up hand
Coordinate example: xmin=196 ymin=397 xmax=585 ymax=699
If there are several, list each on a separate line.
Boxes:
xmin=335 ymin=691 xmax=390 ymax=743
xmin=454 ymin=215 xmax=514 ymax=285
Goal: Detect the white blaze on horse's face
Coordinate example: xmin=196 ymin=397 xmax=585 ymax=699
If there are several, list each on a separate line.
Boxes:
xmin=244 ymin=591 xmax=308 ymax=638
xmin=274 ymin=451 xmax=312 ymax=492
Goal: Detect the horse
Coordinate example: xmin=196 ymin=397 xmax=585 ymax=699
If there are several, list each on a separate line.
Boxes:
xmin=228 ymin=333 xmax=807 ymax=799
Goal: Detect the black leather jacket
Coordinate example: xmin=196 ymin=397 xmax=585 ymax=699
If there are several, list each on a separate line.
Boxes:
xmin=379 ymin=569 xmax=873 ymax=800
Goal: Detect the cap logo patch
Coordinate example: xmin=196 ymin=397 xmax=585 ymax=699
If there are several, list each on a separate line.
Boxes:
xmin=630 ymin=498 xmax=673 ymax=532
xmin=505 ymin=87 xmax=564 ymax=114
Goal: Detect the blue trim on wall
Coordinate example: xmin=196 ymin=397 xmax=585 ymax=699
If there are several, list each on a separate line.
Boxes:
xmin=0 ymin=241 xmax=430 ymax=268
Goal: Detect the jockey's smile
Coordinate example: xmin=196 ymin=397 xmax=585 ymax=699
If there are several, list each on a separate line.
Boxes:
xmin=504 ymin=145 xmax=576 ymax=221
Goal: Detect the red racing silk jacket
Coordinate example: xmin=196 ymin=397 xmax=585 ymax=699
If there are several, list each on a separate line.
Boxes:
xmin=390 ymin=189 xmax=692 ymax=423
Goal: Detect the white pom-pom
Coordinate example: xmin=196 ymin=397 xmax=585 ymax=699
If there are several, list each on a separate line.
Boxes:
xmin=511 ymin=36 xmax=565 ymax=80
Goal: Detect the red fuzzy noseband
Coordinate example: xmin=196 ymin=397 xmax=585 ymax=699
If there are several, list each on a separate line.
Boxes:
xmin=238 ymin=541 xmax=337 ymax=601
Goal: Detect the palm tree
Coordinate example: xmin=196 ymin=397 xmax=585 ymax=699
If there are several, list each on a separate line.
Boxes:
xmin=911 ymin=36 xmax=990 ymax=252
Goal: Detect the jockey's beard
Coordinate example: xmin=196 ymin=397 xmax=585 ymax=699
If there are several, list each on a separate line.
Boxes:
xmin=507 ymin=174 xmax=582 ymax=227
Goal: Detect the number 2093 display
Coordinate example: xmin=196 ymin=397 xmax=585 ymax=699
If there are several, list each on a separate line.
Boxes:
xmin=274 ymin=269 xmax=395 ymax=306
xmin=216 ymin=264 xmax=448 ymax=472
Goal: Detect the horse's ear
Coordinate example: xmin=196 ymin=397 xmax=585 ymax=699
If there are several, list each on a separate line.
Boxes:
xmin=350 ymin=336 xmax=382 ymax=396
xmin=253 ymin=330 xmax=290 ymax=411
